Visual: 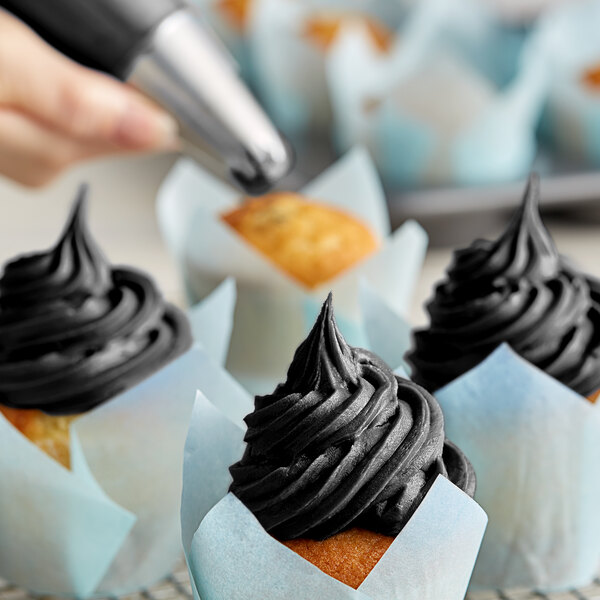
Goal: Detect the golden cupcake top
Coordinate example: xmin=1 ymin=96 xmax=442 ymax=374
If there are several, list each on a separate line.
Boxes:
xmin=0 ymin=407 xmax=74 ymax=468
xmin=582 ymin=63 xmax=600 ymax=90
xmin=221 ymin=192 xmax=379 ymax=288
xmin=282 ymin=527 xmax=393 ymax=589
xmin=303 ymin=11 xmax=393 ymax=54
xmin=217 ymin=0 xmax=251 ymax=31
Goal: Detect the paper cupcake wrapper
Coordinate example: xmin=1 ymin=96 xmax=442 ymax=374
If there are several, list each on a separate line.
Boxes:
xmin=157 ymin=147 xmax=427 ymax=394
xmin=247 ymin=0 xmax=407 ymax=141
xmin=437 ymin=345 xmax=600 ymax=591
xmin=327 ymin=0 xmax=549 ymax=187
xmin=181 ymin=380 xmax=488 ymax=600
xmin=360 ymin=292 xmax=600 ymax=591
xmin=0 ymin=280 xmax=235 ymax=598
xmin=537 ymin=0 xmax=600 ymax=166
xmin=188 ymin=276 xmax=236 ymax=367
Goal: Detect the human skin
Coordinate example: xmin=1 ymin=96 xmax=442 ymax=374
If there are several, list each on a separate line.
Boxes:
xmin=0 ymin=9 xmax=179 ymax=186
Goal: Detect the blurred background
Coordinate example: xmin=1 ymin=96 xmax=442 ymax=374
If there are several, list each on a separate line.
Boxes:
xmin=1 ymin=0 xmax=600 ymax=323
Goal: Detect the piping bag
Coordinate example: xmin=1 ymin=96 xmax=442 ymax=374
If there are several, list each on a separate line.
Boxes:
xmin=0 ymin=0 xmax=293 ymax=194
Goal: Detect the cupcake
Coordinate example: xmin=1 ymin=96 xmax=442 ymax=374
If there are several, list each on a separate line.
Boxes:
xmin=302 ymin=11 xmax=393 ymax=54
xmin=0 ymin=190 xmax=191 ymax=468
xmin=159 ymin=149 xmax=426 ymax=394
xmin=368 ymin=175 xmax=600 ymax=591
xmin=0 ymin=186 xmax=237 ymax=598
xmin=181 ymin=294 xmax=487 ymax=599
xmin=247 ymin=0 xmax=404 ymax=140
xmin=407 ymin=174 xmax=600 ymax=399
xmin=538 ymin=0 xmax=600 ymax=167
xmin=582 ymin=63 xmax=600 ymax=90
xmin=215 ymin=0 xmax=393 ymax=49
xmin=222 ymin=192 xmax=379 ymax=289
xmin=327 ymin=0 xmax=547 ymax=188
xmin=229 ymin=293 xmax=476 ymax=588
xmin=216 ymin=0 xmax=251 ymax=31
xmin=548 ymin=57 xmax=600 ymax=165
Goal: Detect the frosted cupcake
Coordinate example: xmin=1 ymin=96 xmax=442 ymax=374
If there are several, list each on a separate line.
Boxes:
xmin=401 ymin=176 xmax=600 ymax=590
xmin=0 ymin=187 xmax=238 ymax=598
xmin=407 ymin=174 xmax=600 ymax=400
xmin=0 ymin=191 xmax=191 ymax=467
xmin=229 ymin=293 xmax=476 ymax=588
xmin=181 ymin=294 xmax=487 ymax=600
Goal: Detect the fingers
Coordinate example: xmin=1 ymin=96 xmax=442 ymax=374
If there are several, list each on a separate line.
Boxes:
xmin=0 ymin=9 xmax=179 ymax=151
xmin=0 ymin=109 xmax=131 ymax=187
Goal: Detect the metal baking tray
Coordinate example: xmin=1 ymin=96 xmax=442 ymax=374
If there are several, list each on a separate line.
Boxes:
xmin=389 ymin=168 xmax=600 ymax=247
xmin=279 ymin=137 xmax=600 ymax=247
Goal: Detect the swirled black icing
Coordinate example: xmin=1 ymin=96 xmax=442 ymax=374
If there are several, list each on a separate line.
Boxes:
xmin=229 ymin=293 xmax=475 ymax=541
xmin=407 ymin=175 xmax=600 ymax=395
xmin=0 ymin=186 xmax=192 ymax=415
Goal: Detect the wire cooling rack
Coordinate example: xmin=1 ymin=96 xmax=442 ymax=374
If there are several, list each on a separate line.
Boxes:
xmin=466 ymin=581 xmax=600 ymax=599
xmin=2 ymin=565 xmax=600 ymax=600
xmin=0 ymin=565 xmax=193 ymax=600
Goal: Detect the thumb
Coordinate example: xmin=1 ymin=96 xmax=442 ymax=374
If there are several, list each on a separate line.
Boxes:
xmin=0 ymin=10 xmax=179 ymax=150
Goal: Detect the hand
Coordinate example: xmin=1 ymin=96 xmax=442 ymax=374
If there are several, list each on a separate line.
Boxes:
xmin=0 ymin=9 xmax=179 ymax=187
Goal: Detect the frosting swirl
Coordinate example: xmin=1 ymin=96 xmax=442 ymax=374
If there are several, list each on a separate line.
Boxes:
xmin=230 ymin=294 xmax=475 ymax=540
xmin=407 ymin=175 xmax=600 ymax=395
xmin=0 ymin=187 xmax=192 ymax=415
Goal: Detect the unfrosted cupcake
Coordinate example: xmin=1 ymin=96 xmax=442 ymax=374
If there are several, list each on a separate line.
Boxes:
xmin=0 ymin=188 xmax=192 ymax=467
xmin=222 ymin=192 xmax=379 ymax=288
xmin=302 ymin=11 xmax=393 ymax=54
xmin=407 ymin=175 xmax=600 ymax=400
xmin=216 ymin=0 xmax=393 ymax=50
xmin=216 ymin=0 xmax=251 ymax=31
xmin=229 ymin=293 xmax=475 ymax=588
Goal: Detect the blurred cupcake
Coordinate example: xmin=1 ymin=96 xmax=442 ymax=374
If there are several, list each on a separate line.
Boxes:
xmin=181 ymin=295 xmax=487 ymax=599
xmin=0 ymin=192 xmax=191 ymax=467
xmin=328 ymin=0 xmax=548 ymax=187
xmin=216 ymin=0 xmax=251 ymax=31
xmin=582 ymin=64 xmax=600 ymax=90
xmin=407 ymin=174 xmax=600 ymax=399
xmin=0 ymin=187 xmax=235 ymax=597
xmin=302 ymin=11 xmax=393 ymax=55
xmin=248 ymin=0 xmax=404 ymax=142
xmin=158 ymin=148 xmax=427 ymax=394
xmin=539 ymin=0 xmax=600 ymax=167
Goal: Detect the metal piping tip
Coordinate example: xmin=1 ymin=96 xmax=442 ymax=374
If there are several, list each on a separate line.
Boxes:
xmin=231 ymin=139 xmax=295 ymax=195
xmin=128 ymin=8 xmax=294 ymax=193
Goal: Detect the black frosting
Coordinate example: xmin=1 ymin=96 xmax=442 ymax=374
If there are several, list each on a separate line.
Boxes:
xmin=407 ymin=175 xmax=600 ymax=395
xmin=0 ymin=187 xmax=192 ymax=415
xmin=229 ymin=294 xmax=475 ymax=541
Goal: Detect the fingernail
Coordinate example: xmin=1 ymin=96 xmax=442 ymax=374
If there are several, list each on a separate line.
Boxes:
xmin=115 ymin=103 xmax=179 ymax=150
